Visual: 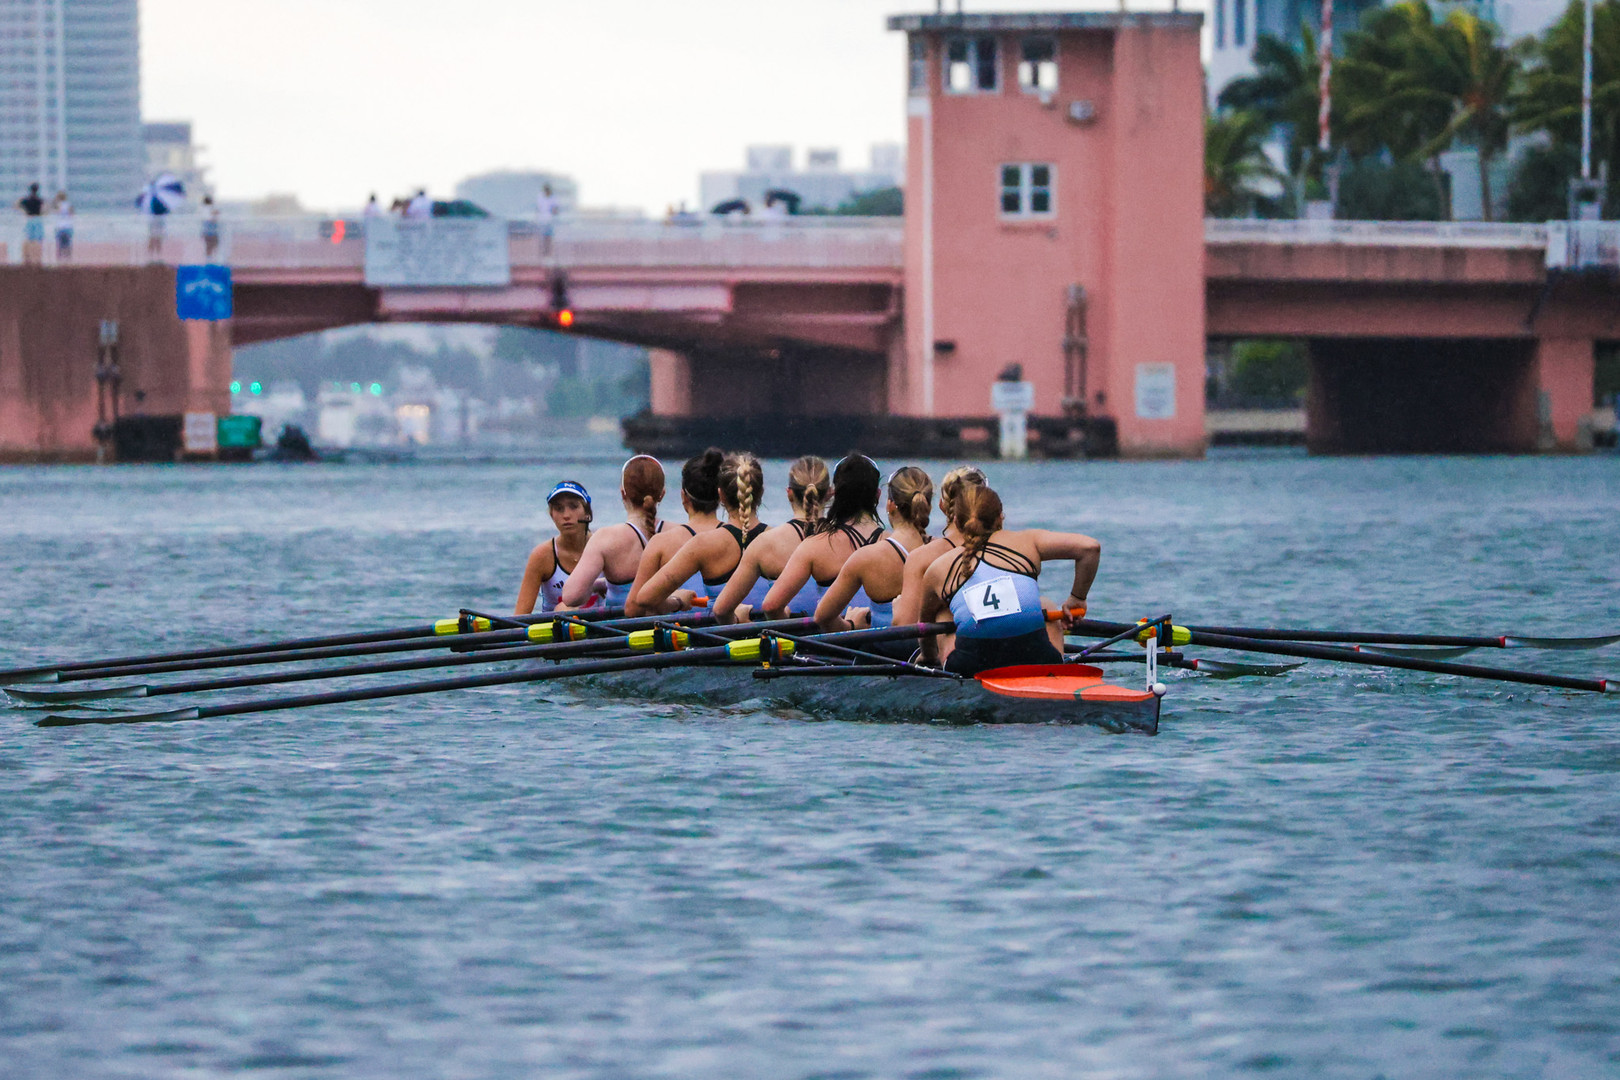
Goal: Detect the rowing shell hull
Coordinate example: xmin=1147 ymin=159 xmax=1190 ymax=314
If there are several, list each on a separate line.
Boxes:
xmin=568 ymin=663 xmax=1162 ymax=734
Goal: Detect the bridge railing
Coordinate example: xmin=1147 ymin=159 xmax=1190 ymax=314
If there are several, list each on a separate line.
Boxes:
xmin=1206 ymin=218 xmax=1549 ymax=248
xmin=0 ymin=212 xmax=905 ymax=271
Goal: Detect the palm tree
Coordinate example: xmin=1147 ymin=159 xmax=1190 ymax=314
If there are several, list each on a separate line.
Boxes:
xmin=1218 ymin=26 xmax=1331 ymax=202
xmin=1206 ymin=111 xmax=1286 ymax=217
xmin=1358 ymin=3 xmax=1517 ymax=219
xmin=1516 ymin=0 xmax=1620 ymax=195
xmin=1337 ymin=2 xmax=1456 ymax=214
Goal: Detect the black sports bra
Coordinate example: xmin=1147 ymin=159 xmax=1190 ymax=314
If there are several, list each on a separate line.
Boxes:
xmin=702 ymin=522 xmax=768 ymax=586
xmin=942 ymin=540 xmax=1039 ymax=604
xmin=812 ymin=524 xmax=885 ymax=587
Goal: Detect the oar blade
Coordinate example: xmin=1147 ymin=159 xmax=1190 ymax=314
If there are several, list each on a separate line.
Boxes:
xmin=1357 ymin=645 xmax=1478 ymax=660
xmin=6 ymin=684 xmax=149 ymax=706
xmin=1502 ymin=634 xmax=1620 ymax=651
xmin=2 ymin=672 xmax=60 ymax=685
xmin=1186 ymin=658 xmax=1304 ymax=678
xmin=37 ymin=706 xmax=202 ymax=728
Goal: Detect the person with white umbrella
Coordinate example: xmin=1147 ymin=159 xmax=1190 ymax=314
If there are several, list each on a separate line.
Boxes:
xmin=138 ymin=173 xmax=186 ymax=261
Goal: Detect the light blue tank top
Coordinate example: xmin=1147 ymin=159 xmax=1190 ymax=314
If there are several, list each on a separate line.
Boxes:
xmin=602 ymin=519 xmax=661 ymax=610
xmin=946 ymin=545 xmax=1046 ymax=640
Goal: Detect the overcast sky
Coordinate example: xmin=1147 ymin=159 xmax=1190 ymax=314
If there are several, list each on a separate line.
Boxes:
xmin=142 ymin=0 xmax=1202 ymax=214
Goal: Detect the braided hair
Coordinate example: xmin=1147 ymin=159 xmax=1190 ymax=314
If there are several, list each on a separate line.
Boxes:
xmin=943 ymin=484 xmax=1006 ymax=597
xmin=621 ymin=455 xmax=665 ymax=537
xmin=938 ymin=465 xmax=987 ymax=523
xmin=886 ymin=466 xmax=933 ymax=534
xmin=681 ymin=447 xmax=723 ymax=514
xmin=787 ymin=455 xmax=829 ymax=523
xmin=719 ymin=452 xmax=763 ymax=527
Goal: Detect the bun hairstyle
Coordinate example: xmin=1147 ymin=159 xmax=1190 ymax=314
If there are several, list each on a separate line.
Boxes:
xmin=787 ymin=455 xmax=829 ymax=523
xmin=939 ymin=465 xmax=988 ymax=521
xmin=953 ymin=484 xmax=1005 ymax=554
xmin=819 ymin=452 xmax=881 ymax=532
xmin=621 ymin=455 xmax=665 ymax=536
xmin=681 ymin=447 xmax=723 ymax=514
xmin=886 ymin=466 xmax=933 ymax=534
xmin=719 ymin=452 xmax=764 ymax=523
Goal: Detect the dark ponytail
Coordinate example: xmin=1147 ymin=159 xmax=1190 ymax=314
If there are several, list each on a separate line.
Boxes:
xmin=817 ymin=452 xmax=881 ymax=533
xmin=681 ymin=447 xmax=723 ymax=514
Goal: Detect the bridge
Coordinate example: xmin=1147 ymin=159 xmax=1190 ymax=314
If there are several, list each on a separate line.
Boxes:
xmin=3 ymin=213 xmax=1616 ymax=459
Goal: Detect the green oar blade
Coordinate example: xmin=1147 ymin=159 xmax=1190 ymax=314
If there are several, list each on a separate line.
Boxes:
xmin=1503 ymin=634 xmax=1620 ymax=650
xmin=6 ymin=684 xmax=149 ymax=706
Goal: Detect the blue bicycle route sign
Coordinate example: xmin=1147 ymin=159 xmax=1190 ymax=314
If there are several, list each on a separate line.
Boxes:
xmin=175 ymin=265 xmax=233 ymax=321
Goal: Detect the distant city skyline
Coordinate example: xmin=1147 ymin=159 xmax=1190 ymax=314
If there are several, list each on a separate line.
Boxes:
xmin=140 ymin=0 xmax=1205 ymax=215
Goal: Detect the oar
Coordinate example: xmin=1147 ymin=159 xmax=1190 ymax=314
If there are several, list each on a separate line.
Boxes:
xmin=1073 ymin=619 xmax=1620 ymax=651
xmin=752 ymin=625 xmax=957 ymax=680
xmin=6 ymin=619 xmax=819 ymax=707
xmin=8 ymin=611 xmax=735 ymax=686
xmin=1151 ymin=627 xmax=1612 ymax=693
xmin=1063 ymin=645 xmax=1302 ymax=678
xmin=35 ymin=634 xmax=808 ymax=728
xmin=0 ymin=605 xmax=643 ymax=685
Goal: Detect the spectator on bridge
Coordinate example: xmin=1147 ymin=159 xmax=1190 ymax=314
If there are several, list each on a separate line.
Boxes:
xmin=537 ymin=183 xmax=559 ymax=257
xmin=52 ymin=191 xmax=73 ymax=262
xmin=406 ymin=189 xmax=433 ymax=220
xmin=202 ymin=195 xmax=221 ymax=261
xmin=16 ymin=183 xmax=45 ymax=265
xmin=364 ymin=193 xmax=382 ymax=218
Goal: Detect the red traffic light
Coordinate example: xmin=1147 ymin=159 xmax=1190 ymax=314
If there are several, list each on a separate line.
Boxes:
xmin=557 ymin=309 xmax=575 ymax=328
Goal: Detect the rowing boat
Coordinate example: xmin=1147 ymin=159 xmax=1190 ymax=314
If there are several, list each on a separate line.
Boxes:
xmin=566 ymin=661 xmax=1164 ymax=734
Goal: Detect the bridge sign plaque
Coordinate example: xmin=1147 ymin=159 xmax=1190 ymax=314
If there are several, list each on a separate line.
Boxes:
xmin=176 ymin=265 xmax=233 ymax=321
xmin=364 ymin=219 xmax=512 ymax=288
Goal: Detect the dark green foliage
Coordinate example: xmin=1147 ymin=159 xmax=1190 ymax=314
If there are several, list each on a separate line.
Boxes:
xmin=837 ymin=187 xmax=903 ymax=216
xmin=1223 ymin=340 xmax=1310 ymax=406
xmin=1337 ymin=158 xmax=1445 ymax=219
xmin=1506 ymin=141 xmax=1584 ymax=221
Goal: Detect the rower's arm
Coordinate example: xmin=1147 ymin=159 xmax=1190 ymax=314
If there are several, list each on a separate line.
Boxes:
xmin=760 ymin=543 xmax=815 ymax=619
xmin=917 ymin=560 xmax=950 ymax=664
xmin=560 ymin=532 xmax=611 ymax=608
xmin=513 ymin=542 xmax=554 ymax=615
xmin=712 ymin=543 xmax=765 ymax=624
xmin=814 ymin=551 xmax=869 ymax=632
xmin=623 ymin=541 xmax=670 ymax=617
xmin=637 ymin=537 xmax=710 ymax=615
xmin=1031 ymin=530 xmax=1101 ymax=607
xmin=890 ymin=542 xmax=938 ymax=628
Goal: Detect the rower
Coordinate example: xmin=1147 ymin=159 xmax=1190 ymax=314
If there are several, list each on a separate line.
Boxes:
xmin=513 ymin=480 xmax=599 ymax=615
xmin=760 ymin=453 xmax=885 ymax=620
xmin=624 ymin=448 xmax=724 ymax=615
xmin=891 ymin=465 xmax=986 ymax=629
xmin=816 ymin=466 xmax=933 ymax=641
xmin=560 ymin=455 xmax=666 ymax=610
xmin=711 ymin=454 xmax=828 ymax=623
xmin=918 ymin=484 xmax=1099 ymax=676
xmin=637 ymin=452 xmax=769 ymax=613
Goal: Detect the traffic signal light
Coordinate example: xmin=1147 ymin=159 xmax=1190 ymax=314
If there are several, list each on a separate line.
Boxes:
xmin=548 ymin=271 xmax=574 ymax=330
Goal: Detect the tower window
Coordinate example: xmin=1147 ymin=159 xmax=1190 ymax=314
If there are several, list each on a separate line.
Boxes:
xmin=945 ymin=36 xmax=999 ymax=94
xmin=909 ymin=38 xmax=927 ymax=95
xmin=1234 ymin=0 xmax=1247 ymax=46
xmin=1000 ymin=163 xmax=1054 ymax=218
xmin=1018 ymin=38 xmax=1058 ymax=94
xmin=1215 ymin=0 xmax=1226 ymax=49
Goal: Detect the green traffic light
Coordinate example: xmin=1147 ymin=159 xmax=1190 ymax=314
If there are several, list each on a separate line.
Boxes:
xmin=370 ymin=383 xmax=383 ymax=396
xmin=250 ymin=382 xmax=262 ymax=395
xmin=230 ymin=381 xmax=241 ymax=394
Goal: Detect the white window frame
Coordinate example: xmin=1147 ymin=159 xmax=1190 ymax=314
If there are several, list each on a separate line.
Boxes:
xmin=944 ymin=35 xmax=1000 ymax=95
xmin=999 ymin=162 xmax=1056 ymax=219
xmin=1017 ymin=36 xmax=1058 ymax=95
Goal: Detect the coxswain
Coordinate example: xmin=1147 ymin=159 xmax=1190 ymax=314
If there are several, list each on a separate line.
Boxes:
xmin=513 ymin=480 xmax=599 ymax=615
xmin=760 ymin=453 xmax=885 ymax=619
xmin=918 ymin=484 xmax=1099 ymax=676
xmin=711 ymin=454 xmax=828 ymax=623
xmin=624 ymin=448 xmax=724 ymax=615
xmin=637 ymin=452 xmax=768 ymax=613
xmin=560 ymin=455 xmax=666 ymax=611
xmin=815 ymin=466 xmax=934 ymax=644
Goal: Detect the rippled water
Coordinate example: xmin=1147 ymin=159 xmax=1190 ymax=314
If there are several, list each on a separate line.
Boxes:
xmin=2 ymin=452 xmax=1618 ymax=1078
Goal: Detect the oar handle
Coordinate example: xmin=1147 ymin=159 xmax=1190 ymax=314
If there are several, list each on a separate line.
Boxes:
xmin=1044 ymin=604 xmax=1087 ymax=623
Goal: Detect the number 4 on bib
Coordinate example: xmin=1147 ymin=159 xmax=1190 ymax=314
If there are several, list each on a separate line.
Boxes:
xmin=965 ymin=574 xmax=1023 ymax=622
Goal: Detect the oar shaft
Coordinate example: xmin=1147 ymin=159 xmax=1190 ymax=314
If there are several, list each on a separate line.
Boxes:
xmin=1074 ymin=619 xmax=1502 ymax=649
xmin=38 ymin=642 xmax=753 ymax=727
xmin=41 ymin=612 xmax=740 ymax=683
xmin=1187 ymin=630 xmax=1609 ymax=693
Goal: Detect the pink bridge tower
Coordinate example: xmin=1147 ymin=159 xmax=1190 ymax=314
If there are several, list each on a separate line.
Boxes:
xmin=889 ymin=10 xmax=1207 ymax=457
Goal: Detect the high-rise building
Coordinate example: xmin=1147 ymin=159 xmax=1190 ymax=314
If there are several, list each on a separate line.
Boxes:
xmin=144 ymin=121 xmax=210 ymax=203
xmin=1 ymin=0 xmax=143 ymax=210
